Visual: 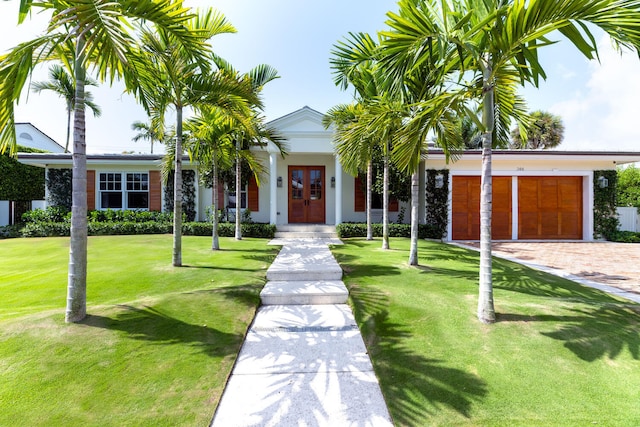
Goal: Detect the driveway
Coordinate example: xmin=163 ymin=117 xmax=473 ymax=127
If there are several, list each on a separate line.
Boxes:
xmin=457 ymin=242 xmax=640 ymax=296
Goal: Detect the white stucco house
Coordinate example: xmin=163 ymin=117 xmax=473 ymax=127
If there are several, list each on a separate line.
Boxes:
xmin=1 ymin=123 xmax=65 ymax=226
xmin=17 ymin=106 xmax=640 ymax=240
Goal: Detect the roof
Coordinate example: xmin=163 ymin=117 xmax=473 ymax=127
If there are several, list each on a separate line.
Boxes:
xmin=426 ymin=149 xmax=640 ymax=164
xmin=17 ymin=153 xmax=194 ymax=168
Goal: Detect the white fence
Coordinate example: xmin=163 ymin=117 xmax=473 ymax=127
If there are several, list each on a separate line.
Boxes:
xmin=617 ymin=207 xmax=639 ymax=232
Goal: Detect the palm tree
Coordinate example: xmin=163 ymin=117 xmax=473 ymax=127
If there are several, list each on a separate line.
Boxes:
xmin=510 ymin=110 xmax=564 ymax=149
xmin=329 ymin=33 xmax=397 ymax=249
xmin=131 ymin=120 xmax=167 ymax=154
xmin=32 ymin=64 xmax=102 ymax=153
xmin=130 ymin=10 xmax=259 ymax=266
xmin=381 ymin=0 xmax=640 ymax=323
xmin=0 ymin=0 xmax=203 ymax=323
xmin=185 ymin=107 xmax=236 ymax=250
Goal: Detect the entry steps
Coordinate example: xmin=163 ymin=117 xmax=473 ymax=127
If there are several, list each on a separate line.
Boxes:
xmin=274 ymin=224 xmax=338 ymax=239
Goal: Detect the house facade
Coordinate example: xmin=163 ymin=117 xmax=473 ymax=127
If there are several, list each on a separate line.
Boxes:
xmin=18 ymin=106 xmax=640 ymax=240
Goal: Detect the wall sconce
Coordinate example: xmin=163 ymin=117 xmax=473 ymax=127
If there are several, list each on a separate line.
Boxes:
xmin=331 ymin=177 xmax=335 ymax=188
xmin=277 ymin=176 xmax=283 ymax=188
xmin=435 ymin=174 xmax=444 ymax=189
xmin=597 ymin=175 xmax=609 ymax=189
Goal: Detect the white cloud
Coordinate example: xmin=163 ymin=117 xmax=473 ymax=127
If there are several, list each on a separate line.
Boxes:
xmin=551 ymin=37 xmax=640 ymax=151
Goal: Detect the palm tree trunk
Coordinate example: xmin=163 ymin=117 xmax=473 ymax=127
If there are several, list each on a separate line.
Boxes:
xmin=66 ymin=38 xmax=87 ymax=323
xmin=64 ymin=103 xmax=72 ymax=153
xmin=478 ymin=57 xmax=496 ymax=324
xmin=409 ymin=170 xmax=419 ymax=265
xmin=235 ymin=137 xmax=242 ymax=240
xmin=173 ymin=106 xmax=183 ymax=267
xmin=382 ymin=146 xmax=390 ymax=250
xmin=366 ymin=161 xmax=373 ymax=241
xmin=212 ymin=154 xmax=220 ymax=250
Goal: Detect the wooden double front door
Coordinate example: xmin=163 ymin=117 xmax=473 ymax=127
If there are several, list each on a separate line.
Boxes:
xmin=288 ymin=166 xmax=325 ymax=223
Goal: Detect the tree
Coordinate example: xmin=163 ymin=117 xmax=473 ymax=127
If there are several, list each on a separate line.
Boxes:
xmin=510 ymin=110 xmax=564 ymax=149
xmin=0 ymin=0 xmax=203 ymax=323
xmin=618 ymin=165 xmax=640 ymax=208
xmin=131 ymin=120 xmax=167 ymax=154
xmin=130 ymin=10 xmax=259 ymax=266
xmin=381 ymin=0 xmax=640 ymax=323
xmin=32 ymin=64 xmax=101 ymax=153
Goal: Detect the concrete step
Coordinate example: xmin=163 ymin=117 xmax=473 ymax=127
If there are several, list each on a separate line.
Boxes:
xmin=275 ymin=224 xmax=339 ymax=239
xmin=261 ymin=280 xmax=349 ymax=305
xmin=266 ymin=244 xmax=343 ymax=281
xmin=274 ymin=231 xmax=338 ymax=239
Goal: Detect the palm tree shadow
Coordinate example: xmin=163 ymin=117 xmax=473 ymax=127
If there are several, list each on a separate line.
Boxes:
xmin=82 ymin=304 xmax=243 ymax=358
xmin=348 ymin=284 xmax=487 ymax=425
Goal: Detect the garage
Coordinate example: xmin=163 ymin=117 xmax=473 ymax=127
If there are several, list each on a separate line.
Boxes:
xmin=451 ymin=175 xmax=583 ymax=240
xmin=518 ymin=176 xmax=583 ymax=239
xmin=451 ymin=176 xmax=512 ymax=240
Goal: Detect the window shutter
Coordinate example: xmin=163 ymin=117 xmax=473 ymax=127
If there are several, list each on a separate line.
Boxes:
xmin=389 ymin=198 xmax=399 ymax=212
xmin=354 ymin=177 xmax=365 ymax=212
xmin=248 ymin=176 xmax=259 ymax=211
xmin=217 ymin=179 xmax=225 ymax=209
xmin=149 ymin=170 xmax=162 ymax=211
xmin=86 ymin=170 xmax=95 ymax=211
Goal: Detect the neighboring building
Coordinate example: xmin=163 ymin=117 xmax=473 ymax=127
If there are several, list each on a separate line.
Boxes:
xmin=1 ymin=123 xmax=65 ymax=226
xmin=15 ymin=123 xmax=65 ymax=153
xmin=17 ymin=106 xmax=640 ymax=240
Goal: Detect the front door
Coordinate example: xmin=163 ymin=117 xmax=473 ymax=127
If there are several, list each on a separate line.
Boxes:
xmin=288 ymin=166 xmax=325 ymax=223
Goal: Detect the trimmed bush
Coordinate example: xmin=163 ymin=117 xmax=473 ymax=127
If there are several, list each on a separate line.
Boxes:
xmin=337 ymin=222 xmax=442 ymax=239
xmin=22 ymin=206 xmax=70 ymax=224
xmin=610 ymin=230 xmax=640 ymax=243
xmin=183 ymin=222 xmax=276 ymax=239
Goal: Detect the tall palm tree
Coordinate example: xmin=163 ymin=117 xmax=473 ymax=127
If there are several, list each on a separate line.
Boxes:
xmin=32 ymin=64 xmax=102 ymax=153
xmin=381 ymin=0 xmax=640 ymax=323
xmin=0 ymin=0 xmax=202 ymax=323
xmin=131 ymin=120 xmax=167 ymax=154
xmin=510 ymin=110 xmax=564 ymax=149
xmin=131 ymin=10 xmax=259 ymax=266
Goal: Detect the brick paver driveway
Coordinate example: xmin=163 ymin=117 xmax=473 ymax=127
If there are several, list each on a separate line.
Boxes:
xmin=460 ymin=242 xmax=640 ymax=295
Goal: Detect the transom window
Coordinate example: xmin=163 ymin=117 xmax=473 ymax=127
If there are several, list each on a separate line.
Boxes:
xmin=99 ymin=172 xmax=149 ymax=210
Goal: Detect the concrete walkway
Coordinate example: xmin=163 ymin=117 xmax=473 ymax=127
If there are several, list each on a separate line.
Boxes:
xmin=211 ymin=238 xmax=393 ymax=427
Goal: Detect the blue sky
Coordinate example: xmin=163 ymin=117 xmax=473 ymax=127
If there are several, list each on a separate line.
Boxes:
xmin=1 ymin=0 xmax=639 ymax=153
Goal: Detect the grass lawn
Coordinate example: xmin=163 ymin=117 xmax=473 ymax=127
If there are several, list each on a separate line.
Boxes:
xmin=0 ymin=235 xmax=277 ymax=426
xmin=332 ymin=238 xmax=640 ymax=427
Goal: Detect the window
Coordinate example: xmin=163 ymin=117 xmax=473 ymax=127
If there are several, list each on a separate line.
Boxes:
xmin=228 ymin=184 xmax=247 ymax=209
xmin=99 ymin=172 xmax=149 ymax=210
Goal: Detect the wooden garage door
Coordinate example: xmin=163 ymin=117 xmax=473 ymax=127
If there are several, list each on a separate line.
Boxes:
xmin=452 ymin=176 xmax=512 ymax=240
xmin=518 ymin=177 xmax=582 ymax=240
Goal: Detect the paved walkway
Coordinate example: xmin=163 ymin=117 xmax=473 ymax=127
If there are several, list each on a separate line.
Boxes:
xmin=455 ymin=241 xmax=640 ymax=304
xmin=211 ymin=238 xmax=393 ymax=427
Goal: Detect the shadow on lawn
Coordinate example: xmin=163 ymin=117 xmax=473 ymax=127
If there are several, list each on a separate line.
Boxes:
xmin=82 ymin=304 xmax=243 ymax=358
xmin=500 ymin=305 xmax=640 ymax=362
xmin=348 ymin=284 xmax=487 ymax=425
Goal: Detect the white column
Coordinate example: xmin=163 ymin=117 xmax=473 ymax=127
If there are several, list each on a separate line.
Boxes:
xmin=269 ymin=152 xmax=278 ymax=225
xmin=335 ymin=157 xmax=343 ymax=225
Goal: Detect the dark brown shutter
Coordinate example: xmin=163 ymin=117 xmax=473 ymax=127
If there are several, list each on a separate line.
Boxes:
xmin=86 ymin=170 xmax=95 ymax=211
xmin=248 ymin=176 xmax=259 ymax=211
xmin=354 ymin=177 xmax=365 ymax=212
xmin=149 ymin=170 xmax=162 ymax=211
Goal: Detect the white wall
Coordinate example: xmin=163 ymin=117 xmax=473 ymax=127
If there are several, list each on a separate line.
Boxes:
xmin=0 ymin=201 xmax=9 ymax=226
xmin=617 ymin=207 xmax=638 ymax=232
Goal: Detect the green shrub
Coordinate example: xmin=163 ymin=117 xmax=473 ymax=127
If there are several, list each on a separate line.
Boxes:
xmin=22 ymin=206 xmax=70 ymax=224
xmin=21 ymin=222 xmax=71 ymax=237
xmin=610 ymin=230 xmax=640 ymax=243
xmin=88 ymin=209 xmax=173 ymax=223
xmin=0 ymin=225 xmax=22 ymax=239
xmin=336 ymin=222 xmax=442 ymax=239
xmin=183 ymin=222 xmax=276 ymax=239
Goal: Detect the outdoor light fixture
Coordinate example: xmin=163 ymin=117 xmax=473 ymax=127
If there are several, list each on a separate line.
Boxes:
xmin=331 ymin=177 xmax=335 ymax=188
xmin=277 ymin=176 xmax=283 ymax=188
xmin=597 ymin=175 xmax=609 ymax=189
xmin=435 ymin=174 xmax=444 ymax=189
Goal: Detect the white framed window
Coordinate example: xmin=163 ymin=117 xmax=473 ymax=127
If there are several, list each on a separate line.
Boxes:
xmin=99 ymin=172 xmax=149 ymax=210
xmin=228 ymin=184 xmax=247 ymax=209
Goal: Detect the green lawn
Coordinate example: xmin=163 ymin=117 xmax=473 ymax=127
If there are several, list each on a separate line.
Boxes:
xmin=0 ymin=235 xmax=277 ymax=426
xmin=3 ymin=236 xmax=639 ymax=426
xmin=332 ymin=238 xmax=640 ymax=427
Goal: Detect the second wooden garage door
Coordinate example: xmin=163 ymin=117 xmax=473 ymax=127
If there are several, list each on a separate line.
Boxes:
xmin=518 ymin=176 xmax=582 ymax=239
